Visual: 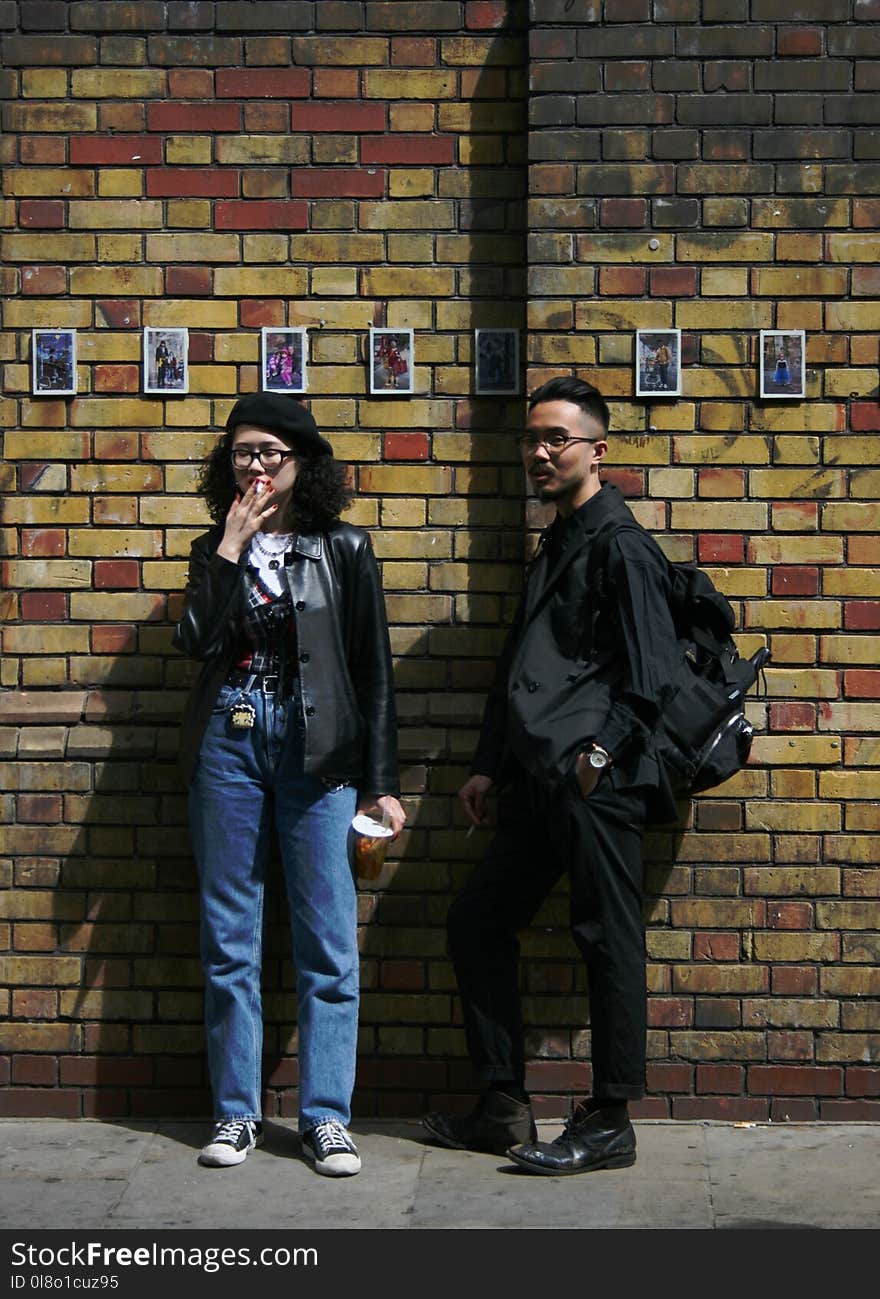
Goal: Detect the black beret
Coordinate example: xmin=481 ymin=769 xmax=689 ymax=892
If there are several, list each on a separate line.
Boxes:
xmin=226 ymin=393 xmax=333 ymax=458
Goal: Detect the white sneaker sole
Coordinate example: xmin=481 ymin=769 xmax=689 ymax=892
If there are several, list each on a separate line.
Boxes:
xmin=302 ymin=1145 xmax=361 ymax=1177
xmin=199 ymin=1132 xmax=263 ymax=1167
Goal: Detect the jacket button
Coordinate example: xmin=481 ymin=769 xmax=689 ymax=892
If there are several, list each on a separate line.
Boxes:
xmin=305 ymin=705 xmax=315 ymax=716
xmin=299 ymin=652 xmax=310 ymax=663
xmin=295 ymin=600 xmax=305 ymax=611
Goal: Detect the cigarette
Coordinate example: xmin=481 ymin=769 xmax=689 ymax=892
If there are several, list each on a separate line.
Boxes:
xmin=466 ymin=824 xmax=476 ymax=838
xmin=253 ymin=480 xmax=263 ymax=495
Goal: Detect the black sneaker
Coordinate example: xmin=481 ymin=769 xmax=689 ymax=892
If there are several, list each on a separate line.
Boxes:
xmin=301 ymin=1120 xmax=362 ymax=1177
xmin=199 ymin=1118 xmax=263 ymax=1167
xmin=506 ymin=1102 xmax=636 ymax=1176
xmin=423 ymin=1090 xmax=537 ymax=1156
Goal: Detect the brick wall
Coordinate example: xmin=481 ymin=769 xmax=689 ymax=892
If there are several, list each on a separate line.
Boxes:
xmin=0 ymin=0 xmax=877 ymax=1122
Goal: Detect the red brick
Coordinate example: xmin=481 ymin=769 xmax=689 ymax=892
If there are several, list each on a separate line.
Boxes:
xmin=165 ymin=266 xmax=213 ymax=297
xmin=21 ymin=528 xmax=65 ymax=557
xmin=168 ymin=69 xmax=215 ymax=98
xmin=772 ymin=566 xmax=820 ymax=596
xmin=770 ymin=1098 xmax=818 ymax=1121
xmin=0 ymin=1091 xmax=81 ymax=1118
xmin=92 ymin=626 xmax=137 ymax=654
xmin=646 ymin=1062 xmax=693 ymax=1092
xmin=602 ymin=468 xmax=644 ymax=496
xmin=215 ymin=200 xmax=308 ymax=230
xmin=693 ymin=932 xmax=740 ymax=961
xmin=846 ymin=1068 xmax=880 ymax=1098
xmin=291 ymin=169 xmax=386 ymax=198
xmin=82 ymin=1092 xmax=132 ymax=1119
xmin=845 ymin=601 xmax=880 ymax=631
xmin=598 ymin=266 xmax=646 ymax=296
xmin=313 ymin=68 xmax=360 ymax=97
xmin=12 ymin=991 xmax=57 ymax=1019
xmin=244 ymin=103 xmax=289 ymax=132
xmin=853 ymin=199 xmax=880 ymax=229
xmin=844 ymin=670 xmax=880 ymax=698
xmin=697 ymin=467 xmax=744 ymax=497
xmin=650 ymin=266 xmax=698 ymax=297
xmin=20 ymin=593 xmax=67 ymax=620
xmin=772 ymin=966 xmax=817 ymax=996
xmin=361 ymin=136 xmax=455 ymax=166
xmin=525 ymin=1061 xmax=592 ymax=1091
xmin=466 ymin=1 xmax=509 ymax=29
xmin=20 ymin=138 xmax=67 ymax=165
xmin=96 ymin=300 xmax=140 ymax=329
xmin=850 ymin=401 xmax=880 ymax=431
xmin=17 ymin=794 xmax=63 ymax=823
xmin=673 ymin=1097 xmax=768 ymax=1120
xmin=777 ymin=28 xmax=823 ymax=57
xmin=19 ymin=200 xmax=65 ymax=229
xmin=630 ymin=1096 xmax=670 ymax=1119
xmin=698 ymin=534 xmax=744 ymax=564
xmin=94 ymin=561 xmax=140 ymax=590
xmin=94 ymin=365 xmax=140 ymax=394
xmin=820 ymin=1100 xmax=880 ymax=1121
xmin=70 ymin=136 xmax=164 ymax=166
xmin=188 ymin=332 xmax=213 ymax=362
xmin=768 ymin=902 xmax=813 ymax=929
xmin=11 ymin=1056 xmax=58 ymax=1085
xmin=383 ymin=433 xmax=430 ymax=461
xmin=291 ymin=103 xmax=387 ymax=133
xmin=749 ymin=1065 xmax=842 ymax=1096
xmin=647 ymin=998 xmax=693 ymax=1027
xmin=599 ymin=197 xmax=648 ymax=227
xmin=60 ymin=1057 xmax=153 ymax=1086
xmin=146 ymin=169 xmax=240 ymax=198
xmin=21 ymin=265 xmax=67 ymax=296
xmin=216 ymin=68 xmax=311 ymax=98
xmin=696 ymin=1064 xmax=744 ymax=1094
xmin=379 ymin=961 xmax=425 ymax=990
xmin=239 ymin=299 xmax=285 ymax=328
xmin=147 ymin=103 xmax=241 ymax=132
xmin=391 ymin=37 xmax=437 ymax=66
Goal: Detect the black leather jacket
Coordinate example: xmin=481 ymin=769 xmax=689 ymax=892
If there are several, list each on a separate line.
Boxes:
xmin=173 ymin=521 xmax=399 ymax=796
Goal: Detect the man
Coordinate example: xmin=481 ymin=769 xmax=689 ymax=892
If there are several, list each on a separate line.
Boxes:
xmin=423 ymin=376 xmax=681 ymax=1175
xmin=654 ymin=341 xmax=671 ymax=389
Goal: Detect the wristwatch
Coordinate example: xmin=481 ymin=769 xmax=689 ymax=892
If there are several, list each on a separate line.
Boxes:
xmin=587 ymin=744 xmax=612 ymax=773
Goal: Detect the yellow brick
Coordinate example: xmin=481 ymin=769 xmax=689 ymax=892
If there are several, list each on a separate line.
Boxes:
xmin=164 ymin=467 xmax=201 ymax=493
xmin=5 ymin=559 xmax=90 ymax=590
xmin=68 ymin=593 xmax=162 ymax=622
xmin=71 ymin=69 xmax=165 ymax=98
xmin=529 ymin=335 xmax=598 ymax=365
xmin=437 ymin=302 xmax=516 ymax=329
xmin=4 ymin=432 xmax=91 ymax=460
xmin=745 ymin=598 xmax=841 ymax=630
xmin=166 ymin=136 xmax=213 ymax=166
xmin=823 ymin=569 xmax=880 ymax=596
xmin=820 ymin=635 xmax=880 ymax=665
xmin=2 ymin=498 xmax=90 ymax=525
xmin=820 ymin=771 xmax=880 ymax=800
xmin=361 ymin=266 xmax=456 ymax=297
xmin=824 ymin=369 xmax=878 ymax=398
xmin=679 ymin=232 xmax=775 ymax=262
xmin=4 ymin=168 xmax=94 ymax=197
xmin=753 ymin=933 xmax=839 ymax=962
xmin=389 ymin=169 xmax=435 ymax=199
xmin=819 ymin=703 xmax=880 ymax=733
xmin=188 ymin=364 xmax=239 ymax=395
xmin=821 ymin=502 xmax=880 ymax=532
xmin=751 ymin=735 xmax=841 ymax=765
xmin=753 ymin=267 xmax=848 ymax=296
xmin=438 ymin=103 xmax=524 ymax=133
xmin=746 ymin=801 xmax=841 ymax=832
xmin=853 ymin=470 xmax=880 ymax=498
xmin=96 ymin=234 xmax=143 ymax=262
xmin=575 ymin=300 xmax=672 ymax=331
xmin=358 ymin=201 xmax=455 ymax=231
xmin=358 ymin=466 xmax=452 ymax=496
xmin=305 ymin=365 xmax=366 ymax=395
xmin=70 ymin=266 xmax=163 ymax=297
xmin=213 ymin=266 xmax=309 ymax=296
xmin=701 ymin=336 xmax=750 ymax=366
xmin=386 ymin=300 xmax=433 ymax=328
xmin=675 ymin=300 xmax=773 ymax=329
xmin=312 ymin=267 xmax=358 ymax=296
xmin=681 ymin=369 xmax=753 ymax=397
xmin=139 ymin=497 xmax=211 ymax=526
xmin=98 ymin=170 xmax=144 ymax=198
xmin=142 ymin=300 xmax=237 ymax=328
xmin=358 ymin=400 xmax=453 ymax=429
xmin=825 ymin=302 xmax=879 ymax=331
xmin=373 ymin=530 xmax=452 ymax=560
xmin=5 ymin=103 xmax=96 ymax=131
xmin=145 ymin=233 xmax=239 ymax=263
xmin=69 ymin=398 xmax=164 ymax=428
xmin=3 ymin=627 xmax=89 ymax=654
xmin=164 ymin=200 xmax=212 ymax=228
xmin=750 ymin=537 xmax=843 ymax=563
xmin=68 ymin=528 xmax=162 ymax=558
xmin=771 ymin=436 xmax=820 ymax=465
xmin=290 ymin=301 xmax=382 ymax=331
xmin=214 ymin=334 xmax=258 ymax=363
xmin=701 ymin=268 xmax=750 ymax=296
xmin=69 ymin=200 xmax=163 ymax=229
xmin=826 ymin=233 xmax=880 ymax=262
xmin=21 ymin=69 xmax=68 ymax=97
xmin=673 ymin=966 xmax=768 ymax=994
xmin=459 ymin=135 xmax=506 ymax=165
xmin=215 ymin=137 xmax=309 ymax=165
xmin=749 ymin=469 xmax=846 ymax=499
xmin=671 ymin=502 xmax=768 ymax=530
xmin=4 ymin=300 xmax=92 ymax=329
xmin=293 ymin=35 xmax=387 ymax=63
xmin=363 ymin=70 xmax=457 ymax=99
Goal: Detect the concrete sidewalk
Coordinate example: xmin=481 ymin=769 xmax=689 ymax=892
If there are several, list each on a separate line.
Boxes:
xmin=1 ymin=1117 xmax=878 ymax=1230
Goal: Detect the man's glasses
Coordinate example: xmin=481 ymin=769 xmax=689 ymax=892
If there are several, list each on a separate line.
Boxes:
xmin=230 ymin=447 xmax=297 ymax=469
xmin=516 ymin=433 xmax=602 ymax=456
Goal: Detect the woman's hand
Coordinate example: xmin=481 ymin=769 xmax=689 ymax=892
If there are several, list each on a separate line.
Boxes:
xmin=458 ymin=773 xmax=494 ymax=827
xmin=357 ymin=793 xmax=406 ymax=839
xmin=216 ymin=478 xmax=279 ymax=563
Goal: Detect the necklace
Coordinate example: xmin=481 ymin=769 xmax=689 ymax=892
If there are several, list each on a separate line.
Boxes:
xmin=253 ymin=531 xmax=292 ymax=570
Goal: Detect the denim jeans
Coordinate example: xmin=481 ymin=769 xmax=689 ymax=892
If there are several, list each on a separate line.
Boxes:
xmin=188 ymin=682 xmax=359 ymax=1131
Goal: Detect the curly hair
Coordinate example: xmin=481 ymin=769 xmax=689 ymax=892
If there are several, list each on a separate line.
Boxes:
xmin=199 ymin=429 xmax=353 ymax=533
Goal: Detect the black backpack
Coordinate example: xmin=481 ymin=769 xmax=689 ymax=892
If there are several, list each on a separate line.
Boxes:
xmin=590 ymin=521 xmax=770 ymax=797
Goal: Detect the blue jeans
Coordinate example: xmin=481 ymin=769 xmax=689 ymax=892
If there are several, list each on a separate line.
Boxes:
xmin=188 ymin=683 xmax=359 ymax=1131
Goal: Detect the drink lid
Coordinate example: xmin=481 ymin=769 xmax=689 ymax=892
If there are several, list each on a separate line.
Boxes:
xmin=351 ymin=813 xmax=394 ymax=838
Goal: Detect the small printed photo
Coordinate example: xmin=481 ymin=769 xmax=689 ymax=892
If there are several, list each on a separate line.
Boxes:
xmin=636 ymin=329 xmax=681 ymax=397
xmin=369 ymin=328 xmax=414 ymax=396
xmin=143 ymin=327 xmax=189 ymax=395
xmin=261 ymin=327 xmax=308 ymax=394
xmin=32 ymin=329 xmax=76 ymax=396
xmin=475 ymin=328 xmax=520 ymax=396
xmin=760 ymin=330 xmax=805 ymax=399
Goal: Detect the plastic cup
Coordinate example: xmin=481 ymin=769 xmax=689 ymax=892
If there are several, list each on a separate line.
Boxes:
xmin=350 ymin=813 xmax=394 ymax=881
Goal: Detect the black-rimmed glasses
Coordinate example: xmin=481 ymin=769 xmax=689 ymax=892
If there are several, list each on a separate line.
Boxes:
xmin=516 ymin=433 xmax=602 ymax=456
xmin=230 ymin=447 xmax=297 ymax=469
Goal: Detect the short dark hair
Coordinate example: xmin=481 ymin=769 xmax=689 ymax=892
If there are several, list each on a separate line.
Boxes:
xmin=527 ymin=376 xmax=610 ymax=433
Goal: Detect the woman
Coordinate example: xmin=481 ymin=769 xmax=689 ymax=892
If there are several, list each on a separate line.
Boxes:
xmin=174 ymin=392 xmax=405 ymax=1177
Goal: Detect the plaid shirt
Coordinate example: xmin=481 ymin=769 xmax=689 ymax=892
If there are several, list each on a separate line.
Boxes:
xmin=232 ymin=565 xmax=297 ymax=675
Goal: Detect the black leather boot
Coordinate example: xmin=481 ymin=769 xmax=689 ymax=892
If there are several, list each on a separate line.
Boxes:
xmin=423 ymin=1090 xmax=537 ymax=1156
xmin=506 ymin=1102 xmax=636 ymax=1175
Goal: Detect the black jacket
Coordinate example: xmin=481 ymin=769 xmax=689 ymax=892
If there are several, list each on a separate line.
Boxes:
xmin=473 ymin=483 xmax=681 ymax=806
xmin=173 ymin=521 xmax=399 ymax=796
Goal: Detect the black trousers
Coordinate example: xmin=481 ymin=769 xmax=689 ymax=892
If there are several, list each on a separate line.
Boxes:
xmin=448 ymin=766 xmax=650 ymax=1102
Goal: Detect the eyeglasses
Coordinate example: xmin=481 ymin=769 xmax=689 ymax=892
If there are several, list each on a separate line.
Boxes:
xmin=231 ymin=446 xmax=297 ymax=470
xmin=516 ymin=433 xmax=602 ymax=456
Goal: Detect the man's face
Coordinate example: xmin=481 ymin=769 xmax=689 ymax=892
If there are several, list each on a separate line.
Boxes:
xmin=521 ymin=399 xmax=607 ymax=515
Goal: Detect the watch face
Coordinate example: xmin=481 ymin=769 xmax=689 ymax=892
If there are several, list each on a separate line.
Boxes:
xmin=589 ymin=750 xmax=608 ymax=769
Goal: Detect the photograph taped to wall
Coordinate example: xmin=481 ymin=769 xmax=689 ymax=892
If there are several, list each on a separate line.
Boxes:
xmin=475 ymin=328 xmax=520 ymax=395
xmin=261 ymin=327 xmax=308 ymax=394
xmin=32 ymin=329 xmax=76 ymax=396
xmin=636 ymin=329 xmax=681 ymax=397
xmin=760 ymin=330 xmax=805 ymax=399
xmin=369 ymin=327 xmax=414 ymax=395
xmin=143 ymin=327 xmax=189 ymax=395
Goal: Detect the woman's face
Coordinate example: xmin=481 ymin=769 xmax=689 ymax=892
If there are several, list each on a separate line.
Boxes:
xmin=230 ymin=423 xmax=301 ymax=512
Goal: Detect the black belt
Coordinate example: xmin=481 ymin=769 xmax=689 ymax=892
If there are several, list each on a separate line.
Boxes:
xmin=226 ymin=668 xmax=295 ymax=694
